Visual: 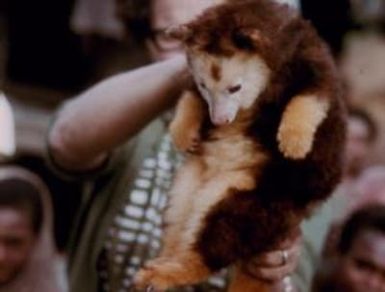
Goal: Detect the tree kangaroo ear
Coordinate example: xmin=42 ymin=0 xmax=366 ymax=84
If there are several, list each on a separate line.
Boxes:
xmin=232 ymin=28 xmax=271 ymax=51
xmin=164 ymin=24 xmax=192 ymax=41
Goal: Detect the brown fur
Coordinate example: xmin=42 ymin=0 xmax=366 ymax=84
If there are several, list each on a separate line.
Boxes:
xmin=210 ymin=63 xmax=222 ymax=81
xmin=229 ymin=265 xmax=271 ymax=292
xmin=134 ymin=0 xmax=346 ymax=290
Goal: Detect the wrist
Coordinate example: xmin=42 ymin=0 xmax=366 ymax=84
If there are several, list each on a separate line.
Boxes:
xmin=168 ymin=55 xmax=191 ymax=89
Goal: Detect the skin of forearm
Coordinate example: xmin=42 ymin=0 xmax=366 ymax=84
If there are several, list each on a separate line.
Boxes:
xmin=48 ymin=56 xmax=189 ymax=171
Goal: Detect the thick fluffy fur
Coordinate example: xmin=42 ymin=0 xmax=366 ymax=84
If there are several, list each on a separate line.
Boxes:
xmin=135 ymin=0 xmax=346 ymax=291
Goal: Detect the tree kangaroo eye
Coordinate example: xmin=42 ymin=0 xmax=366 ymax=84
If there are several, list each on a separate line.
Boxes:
xmin=228 ymin=84 xmax=241 ymax=94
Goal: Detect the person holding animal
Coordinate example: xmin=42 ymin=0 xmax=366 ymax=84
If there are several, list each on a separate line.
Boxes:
xmin=133 ymin=0 xmax=345 ymax=290
xmin=48 ymin=0 xmax=306 ymax=291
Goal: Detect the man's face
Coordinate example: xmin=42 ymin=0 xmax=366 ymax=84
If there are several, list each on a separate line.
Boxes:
xmin=147 ymin=0 xmax=215 ymax=61
xmin=338 ymin=230 xmax=385 ymax=292
xmin=345 ymin=116 xmax=372 ymax=178
xmin=0 ymin=208 xmax=36 ymax=285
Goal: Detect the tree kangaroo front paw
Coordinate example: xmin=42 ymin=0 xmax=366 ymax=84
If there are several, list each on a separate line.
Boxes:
xmin=277 ymin=95 xmax=329 ymax=160
xmin=169 ymin=119 xmax=201 ymax=153
xmin=277 ymin=122 xmax=314 ymax=159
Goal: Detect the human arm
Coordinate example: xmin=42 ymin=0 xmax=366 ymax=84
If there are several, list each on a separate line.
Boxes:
xmin=48 ymin=56 xmax=189 ymax=172
xmin=0 ymin=93 xmax=15 ymax=159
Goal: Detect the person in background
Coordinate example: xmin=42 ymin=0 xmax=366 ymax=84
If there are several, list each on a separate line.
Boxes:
xmin=350 ymin=166 xmax=385 ymax=209
xmin=324 ymin=106 xmax=378 ymax=225
xmin=311 ymin=161 xmax=385 ymax=292
xmin=0 ymin=166 xmax=67 ymax=292
xmin=329 ymin=107 xmax=379 ymax=223
xmin=48 ymin=0 xmax=301 ymax=291
xmin=344 ymin=108 xmax=378 ymax=182
xmin=313 ymin=205 xmax=385 ymax=292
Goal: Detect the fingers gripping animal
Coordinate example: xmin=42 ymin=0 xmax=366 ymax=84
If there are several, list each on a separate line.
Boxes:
xmin=134 ymin=0 xmax=346 ymax=291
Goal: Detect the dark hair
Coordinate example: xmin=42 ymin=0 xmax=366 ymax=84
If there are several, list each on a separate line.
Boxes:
xmin=0 ymin=178 xmax=43 ymax=234
xmin=338 ymin=205 xmax=385 ymax=254
xmin=348 ymin=107 xmax=378 ymax=143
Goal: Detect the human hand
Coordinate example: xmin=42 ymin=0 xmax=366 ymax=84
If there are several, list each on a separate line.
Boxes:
xmin=242 ymin=230 xmax=302 ymax=282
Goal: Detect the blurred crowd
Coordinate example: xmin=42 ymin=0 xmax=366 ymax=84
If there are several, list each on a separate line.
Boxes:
xmin=0 ymin=0 xmax=385 ymax=291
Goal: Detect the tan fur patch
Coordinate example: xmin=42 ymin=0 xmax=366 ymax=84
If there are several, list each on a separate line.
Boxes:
xmin=161 ymin=158 xmax=205 ymax=257
xmin=179 ymin=169 xmax=257 ymax=247
xmin=277 ymin=95 xmax=330 ymax=159
xmin=168 ymin=134 xmax=267 ymax=251
xmin=203 ymin=135 xmax=267 ymax=174
xmin=165 ymin=108 xmax=269 ymax=258
xmin=164 ymin=158 xmax=261 ymax=256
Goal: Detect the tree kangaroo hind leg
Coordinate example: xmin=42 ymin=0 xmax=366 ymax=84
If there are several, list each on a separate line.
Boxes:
xmin=134 ymin=250 xmax=211 ymax=291
xmin=134 ymin=170 xmax=256 ymax=291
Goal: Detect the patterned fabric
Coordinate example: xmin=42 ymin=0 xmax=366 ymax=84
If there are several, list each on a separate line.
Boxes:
xmin=98 ymin=134 xmax=227 ymax=291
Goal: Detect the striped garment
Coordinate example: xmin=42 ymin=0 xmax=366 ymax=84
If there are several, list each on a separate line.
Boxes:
xmin=98 ymin=134 xmax=227 ymax=291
